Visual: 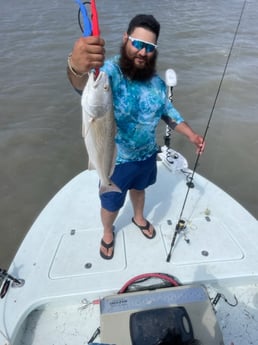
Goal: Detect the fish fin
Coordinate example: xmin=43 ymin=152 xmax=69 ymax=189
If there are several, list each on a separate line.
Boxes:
xmin=99 ymin=182 xmax=122 ymax=195
xmin=82 ymin=115 xmax=93 ymax=138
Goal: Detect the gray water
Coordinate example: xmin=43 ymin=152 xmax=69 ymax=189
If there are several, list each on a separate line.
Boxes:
xmin=1 ymin=0 xmax=257 ymax=268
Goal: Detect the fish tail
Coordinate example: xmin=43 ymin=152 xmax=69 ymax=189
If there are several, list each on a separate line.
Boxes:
xmin=99 ymin=182 xmax=122 ymax=195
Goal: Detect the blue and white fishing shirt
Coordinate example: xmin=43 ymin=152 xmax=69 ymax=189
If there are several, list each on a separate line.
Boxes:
xmin=101 ymin=56 xmax=184 ymax=164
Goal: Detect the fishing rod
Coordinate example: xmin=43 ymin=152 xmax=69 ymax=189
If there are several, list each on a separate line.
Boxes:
xmin=166 ymin=0 xmax=247 ymax=262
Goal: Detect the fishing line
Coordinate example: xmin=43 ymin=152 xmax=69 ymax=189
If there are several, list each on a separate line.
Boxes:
xmin=166 ymin=0 xmax=247 ymax=262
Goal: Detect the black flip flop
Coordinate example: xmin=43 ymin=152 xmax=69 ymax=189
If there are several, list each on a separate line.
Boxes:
xmin=132 ymin=217 xmax=156 ymax=239
xmin=100 ymin=233 xmax=115 ymax=260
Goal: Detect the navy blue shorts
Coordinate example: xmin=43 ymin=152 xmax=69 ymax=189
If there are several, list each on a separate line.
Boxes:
xmin=100 ymin=153 xmax=157 ymax=212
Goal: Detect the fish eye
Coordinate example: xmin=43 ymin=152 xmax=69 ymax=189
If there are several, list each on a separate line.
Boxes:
xmin=103 ymin=84 xmax=109 ymax=91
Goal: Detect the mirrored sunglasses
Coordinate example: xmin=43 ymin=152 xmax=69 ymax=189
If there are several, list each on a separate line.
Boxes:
xmin=128 ymin=36 xmax=158 ymax=53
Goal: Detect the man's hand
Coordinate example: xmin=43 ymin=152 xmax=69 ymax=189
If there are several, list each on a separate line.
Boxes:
xmin=174 ymin=121 xmax=206 ymax=154
xmin=70 ymin=36 xmax=105 ymax=74
xmin=188 ymin=133 xmax=205 ymax=154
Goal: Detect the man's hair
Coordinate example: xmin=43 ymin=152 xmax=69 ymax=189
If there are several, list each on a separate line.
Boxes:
xmin=127 ymin=14 xmax=160 ymax=39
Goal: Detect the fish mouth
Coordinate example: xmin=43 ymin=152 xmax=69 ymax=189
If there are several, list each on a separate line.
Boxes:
xmin=91 ymin=70 xmax=109 ymax=89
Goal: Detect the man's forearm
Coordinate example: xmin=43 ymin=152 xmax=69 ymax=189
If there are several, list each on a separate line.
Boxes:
xmin=66 ymin=65 xmax=88 ymax=92
xmin=174 ymin=121 xmax=195 ymax=140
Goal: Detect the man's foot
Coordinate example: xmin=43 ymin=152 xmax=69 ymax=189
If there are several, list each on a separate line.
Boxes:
xmin=100 ymin=233 xmax=115 ymax=260
xmin=132 ymin=218 xmax=156 ymax=239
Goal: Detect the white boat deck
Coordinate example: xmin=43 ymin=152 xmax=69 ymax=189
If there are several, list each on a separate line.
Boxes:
xmin=1 ymin=162 xmax=258 ymax=345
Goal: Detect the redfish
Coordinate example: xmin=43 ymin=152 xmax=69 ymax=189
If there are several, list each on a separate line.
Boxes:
xmin=81 ymin=71 xmax=121 ymax=195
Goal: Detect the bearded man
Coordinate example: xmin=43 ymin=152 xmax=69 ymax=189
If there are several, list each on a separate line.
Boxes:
xmin=67 ymin=14 xmax=205 ymax=260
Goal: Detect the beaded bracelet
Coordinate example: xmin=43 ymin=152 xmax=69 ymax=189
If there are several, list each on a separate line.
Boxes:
xmin=67 ymin=53 xmax=88 ymax=78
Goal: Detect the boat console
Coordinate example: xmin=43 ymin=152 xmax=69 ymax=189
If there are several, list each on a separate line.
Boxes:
xmin=100 ymin=285 xmax=224 ymax=345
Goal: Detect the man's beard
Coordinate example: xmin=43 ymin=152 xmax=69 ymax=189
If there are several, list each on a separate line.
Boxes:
xmin=119 ymin=42 xmax=158 ymax=81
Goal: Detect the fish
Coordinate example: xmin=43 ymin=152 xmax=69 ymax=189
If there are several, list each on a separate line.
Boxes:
xmin=81 ymin=70 xmax=121 ymax=195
